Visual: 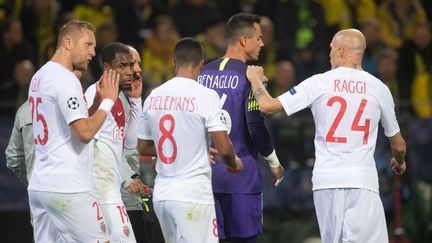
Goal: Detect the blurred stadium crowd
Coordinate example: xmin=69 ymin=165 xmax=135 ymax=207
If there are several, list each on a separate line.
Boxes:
xmin=0 ymin=0 xmax=431 ymax=242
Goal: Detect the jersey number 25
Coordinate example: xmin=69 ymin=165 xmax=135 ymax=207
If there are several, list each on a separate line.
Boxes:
xmin=29 ymin=96 xmax=49 ymax=145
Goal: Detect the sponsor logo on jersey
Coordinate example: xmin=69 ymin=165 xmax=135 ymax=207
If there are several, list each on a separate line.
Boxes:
xmin=67 ymin=97 xmax=79 ymax=109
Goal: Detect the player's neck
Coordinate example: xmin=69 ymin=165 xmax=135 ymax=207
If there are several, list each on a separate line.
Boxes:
xmin=340 ymin=55 xmax=363 ymax=70
xmin=224 ymin=45 xmax=247 ymax=63
xmin=175 ymin=67 xmax=200 ymax=81
xmin=340 ymin=63 xmax=363 ymax=70
xmin=51 ymin=49 xmax=73 ymax=71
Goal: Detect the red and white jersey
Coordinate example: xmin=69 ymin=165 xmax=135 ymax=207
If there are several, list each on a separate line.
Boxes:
xmin=28 ymin=61 xmax=92 ymax=193
xmin=85 ymin=84 xmax=139 ymax=204
xmin=139 ymin=77 xmax=227 ymax=204
xmin=278 ymin=67 xmax=400 ymax=193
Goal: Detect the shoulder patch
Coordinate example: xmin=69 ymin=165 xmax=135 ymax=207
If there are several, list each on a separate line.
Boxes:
xmin=67 ymin=97 xmax=79 ymax=109
xmin=288 ymin=87 xmax=297 ymax=95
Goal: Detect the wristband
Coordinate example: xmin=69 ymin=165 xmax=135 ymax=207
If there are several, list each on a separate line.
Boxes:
xmin=264 ymin=150 xmax=281 ymax=168
xmin=98 ymin=99 xmax=114 ymax=113
xmin=131 ymin=173 xmax=140 ymax=179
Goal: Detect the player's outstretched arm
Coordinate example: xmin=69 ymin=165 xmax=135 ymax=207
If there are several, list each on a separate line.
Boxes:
xmin=389 ymin=132 xmax=406 ymax=175
xmin=70 ymin=69 xmax=120 ymax=143
xmin=246 ymin=65 xmax=283 ymax=114
xmin=210 ymin=131 xmax=243 ymax=172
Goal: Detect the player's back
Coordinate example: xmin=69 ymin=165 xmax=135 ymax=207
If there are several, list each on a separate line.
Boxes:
xmin=199 ymin=58 xmax=256 ymax=156
xmin=27 ymin=61 xmax=92 ymax=193
xmin=142 ymin=77 xmax=224 ymax=204
xmin=307 ymin=67 xmax=399 ymax=192
xmin=199 ymin=58 xmax=262 ymax=194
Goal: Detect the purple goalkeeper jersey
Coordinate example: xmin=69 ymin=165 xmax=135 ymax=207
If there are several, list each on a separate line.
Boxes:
xmin=198 ymin=57 xmax=274 ymax=194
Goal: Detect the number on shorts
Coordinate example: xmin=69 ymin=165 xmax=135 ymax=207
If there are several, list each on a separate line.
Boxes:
xmin=92 ymin=201 xmax=103 ymax=221
xmin=116 ymin=205 xmax=129 ymax=224
xmin=326 ymin=96 xmax=370 ymax=144
xmin=28 ymin=96 xmax=49 ymax=145
xmin=157 ymin=114 xmax=177 ymax=164
xmin=212 ymin=218 xmax=218 ymax=237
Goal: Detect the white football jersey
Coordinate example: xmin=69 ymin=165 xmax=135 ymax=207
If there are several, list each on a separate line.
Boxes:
xmin=85 ymin=84 xmax=139 ymax=204
xmin=278 ymin=67 xmax=400 ymax=193
xmin=27 ymin=61 xmax=92 ymax=192
xmin=139 ymin=77 xmax=227 ymax=204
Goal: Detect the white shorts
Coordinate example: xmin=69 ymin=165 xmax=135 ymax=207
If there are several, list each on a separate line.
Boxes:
xmin=101 ymin=203 xmax=136 ymax=242
xmin=28 ymin=191 xmax=109 ymax=243
xmin=313 ymin=188 xmax=388 ymax=243
xmin=154 ymin=201 xmax=218 ymax=243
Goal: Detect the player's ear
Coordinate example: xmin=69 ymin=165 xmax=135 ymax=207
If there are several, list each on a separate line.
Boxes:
xmin=103 ymin=62 xmax=110 ymax=71
xmin=338 ymin=46 xmax=344 ymax=58
xmin=199 ymin=59 xmax=204 ymax=70
xmin=240 ymin=35 xmax=247 ymax=47
xmin=64 ymin=37 xmax=72 ymax=50
xmin=172 ymin=58 xmax=176 ymax=73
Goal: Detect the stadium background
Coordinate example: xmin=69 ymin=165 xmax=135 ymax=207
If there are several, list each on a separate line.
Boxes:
xmin=0 ymin=0 xmax=431 ymax=242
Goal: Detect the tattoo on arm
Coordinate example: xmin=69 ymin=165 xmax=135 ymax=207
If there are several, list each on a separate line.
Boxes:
xmin=253 ymin=87 xmax=268 ymax=101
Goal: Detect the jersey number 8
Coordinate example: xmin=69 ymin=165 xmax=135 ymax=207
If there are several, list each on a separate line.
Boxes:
xmin=158 ymin=114 xmax=177 ymax=164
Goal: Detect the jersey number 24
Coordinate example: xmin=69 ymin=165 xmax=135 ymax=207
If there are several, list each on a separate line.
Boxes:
xmin=326 ymin=96 xmax=370 ymax=144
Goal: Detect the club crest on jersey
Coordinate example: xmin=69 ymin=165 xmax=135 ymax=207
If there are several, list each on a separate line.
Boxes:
xmin=123 ymin=225 xmax=131 ymax=237
xmin=67 ymin=97 xmax=79 ymax=109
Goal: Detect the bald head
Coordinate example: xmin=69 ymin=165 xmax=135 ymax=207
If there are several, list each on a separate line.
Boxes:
xmin=127 ymin=45 xmax=142 ymax=76
xmin=334 ymin=29 xmax=366 ymax=54
xmin=330 ymin=29 xmax=366 ymax=69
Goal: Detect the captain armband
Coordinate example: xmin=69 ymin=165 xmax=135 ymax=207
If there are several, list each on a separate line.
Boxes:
xmin=253 ymin=87 xmax=267 ymax=101
xmin=264 ymin=150 xmax=281 ymax=168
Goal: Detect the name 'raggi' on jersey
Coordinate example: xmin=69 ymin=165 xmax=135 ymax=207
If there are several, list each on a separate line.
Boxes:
xmin=333 ymin=79 xmax=366 ymax=94
xmin=198 ymin=73 xmax=239 ymax=89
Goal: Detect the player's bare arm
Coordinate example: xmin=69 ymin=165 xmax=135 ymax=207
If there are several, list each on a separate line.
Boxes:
xmin=70 ymin=69 xmax=120 ymax=143
xmin=389 ymin=132 xmax=407 ymax=175
xmin=210 ymin=131 xmax=243 ymax=172
xmin=246 ymin=65 xmax=283 ymax=114
xmin=138 ymin=139 xmax=157 ymax=157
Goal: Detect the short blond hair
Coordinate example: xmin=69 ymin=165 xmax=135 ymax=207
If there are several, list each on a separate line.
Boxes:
xmin=56 ymin=20 xmax=95 ymax=49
